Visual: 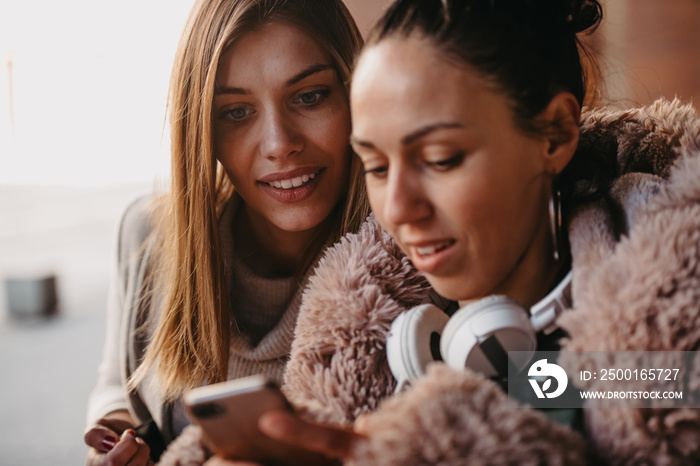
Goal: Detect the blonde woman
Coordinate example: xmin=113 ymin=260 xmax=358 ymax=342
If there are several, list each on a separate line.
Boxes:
xmin=83 ymin=0 xmax=369 ymax=464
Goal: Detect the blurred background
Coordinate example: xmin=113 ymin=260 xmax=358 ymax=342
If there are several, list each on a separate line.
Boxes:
xmin=0 ymin=0 xmax=698 ymax=464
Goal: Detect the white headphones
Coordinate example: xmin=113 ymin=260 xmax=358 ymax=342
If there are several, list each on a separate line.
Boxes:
xmin=386 ymin=271 xmax=573 ymax=392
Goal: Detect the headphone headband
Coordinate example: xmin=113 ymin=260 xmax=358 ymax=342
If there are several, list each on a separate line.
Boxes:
xmin=529 ymin=270 xmax=573 ymax=333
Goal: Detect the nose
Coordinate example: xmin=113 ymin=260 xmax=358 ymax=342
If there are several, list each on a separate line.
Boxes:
xmin=383 ymin=164 xmax=432 ymax=227
xmin=259 ymin=110 xmax=304 ymax=160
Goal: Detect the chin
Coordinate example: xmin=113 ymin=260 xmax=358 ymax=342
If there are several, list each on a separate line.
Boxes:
xmin=272 ymin=211 xmax=331 ymax=234
xmin=427 ymin=275 xmax=478 ymax=303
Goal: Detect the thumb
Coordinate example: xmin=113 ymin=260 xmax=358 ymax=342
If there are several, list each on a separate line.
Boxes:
xmin=259 ymin=410 xmax=360 ymax=460
xmin=354 ymin=414 xmax=370 ymax=435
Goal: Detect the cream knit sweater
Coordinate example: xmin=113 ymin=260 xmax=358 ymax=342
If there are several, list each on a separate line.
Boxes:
xmin=86 ymin=193 xmax=316 ymax=444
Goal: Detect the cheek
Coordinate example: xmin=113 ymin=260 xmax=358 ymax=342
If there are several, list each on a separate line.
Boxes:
xmin=450 ymin=171 xmax=547 ymax=278
xmin=366 ymin=185 xmax=380 ymax=208
xmin=213 ymin=127 xmax=235 ymax=167
xmin=452 ymin=190 xmax=498 ymax=232
xmin=365 ymin=180 xmax=402 ymax=242
xmin=433 ymin=168 xmax=493 ymax=225
xmin=311 ymin=99 xmax=351 ymax=155
xmin=452 ymin=186 xmax=520 ymax=248
xmin=213 ymin=128 xmax=255 ymax=182
xmin=216 ymin=148 xmax=249 ymax=189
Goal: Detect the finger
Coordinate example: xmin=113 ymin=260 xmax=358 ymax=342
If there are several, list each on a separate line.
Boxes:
xmin=259 ymin=410 xmax=360 ymax=459
xmin=86 ymin=447 xmax=108 ymax=466
xmin=125 ymin=436 xmax=151 ymax=466
xmin=354 ymin=414 xmax=370 ymax=435
xmin=104 ymin=429 xmax=141 ymax=465
xmin=94 ymin=416 xmax=135 ymax=435
xmin=84 ymin=425 xmax=120 ymax=453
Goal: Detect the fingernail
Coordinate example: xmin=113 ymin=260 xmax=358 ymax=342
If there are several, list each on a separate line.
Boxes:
xmin=259 ymin=412 xmax=284 ymax=437
xmin=102 ymin=435 xmax=117 ymax=451
xmin=121 ymin=428 xmax=136 ymax=439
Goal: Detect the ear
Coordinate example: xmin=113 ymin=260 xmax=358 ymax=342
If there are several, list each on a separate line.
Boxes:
xmin=539 ymin=92 xmax=580 ymax=174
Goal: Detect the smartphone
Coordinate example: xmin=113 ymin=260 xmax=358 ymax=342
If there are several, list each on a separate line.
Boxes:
xmin=184 ymin=374 xmax=325 ymax=465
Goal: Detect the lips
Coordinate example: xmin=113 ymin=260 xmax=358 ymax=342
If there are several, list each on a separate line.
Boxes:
xmin=404 ymin=238 xmax=457 ymax=274
xmin=258 ymin=166 xmax=322 ymax=184
xmin=264 ymin=171 xmax=318 ymax=190
xmin=258 ymin=167 xmax=325 ymax=203
xmin=414 ymin=239 xmax=455 ymax=257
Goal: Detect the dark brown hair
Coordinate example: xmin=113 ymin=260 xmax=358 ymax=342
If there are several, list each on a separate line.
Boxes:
xmin=365 ymin=0 xmax=615 ymax=240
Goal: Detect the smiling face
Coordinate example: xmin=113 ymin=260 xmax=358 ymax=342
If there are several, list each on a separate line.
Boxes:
xmin=213 ymin=20 xmax=351 ymax=237
xmin=351 ymin=37 xmax=561 ymax=306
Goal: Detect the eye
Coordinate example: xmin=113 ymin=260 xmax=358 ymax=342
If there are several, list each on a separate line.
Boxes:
xmin=362 ymin=165 xmax=388 ymax=179
xmin=294 ymin=89 xmax=330 ymax=107
xmin=425 ymin=152 xmax=465 ymax=171
xmin=221 ymin=106 xmax=255 ymax=123
xmin=300 ymin=92 xmax=319 ymax=104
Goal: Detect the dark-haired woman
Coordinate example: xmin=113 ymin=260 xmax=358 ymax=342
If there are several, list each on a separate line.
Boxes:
xmin=272 ymin=0 xmax=700 ymax=465
xmin=175 ymin=0 xmax=700 ymax=464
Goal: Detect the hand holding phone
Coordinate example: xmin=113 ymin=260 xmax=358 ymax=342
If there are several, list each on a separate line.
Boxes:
xmin=184 ymin=375 xmax=328 ymax=465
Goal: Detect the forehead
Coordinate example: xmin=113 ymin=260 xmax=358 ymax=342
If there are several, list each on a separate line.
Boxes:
xmin=353 ymin=37 xmax=452 ymax=93
xmin=216 ymin=20 xmax=331 ymax=85
xmin=351 ymin=37 xmax=490 ymax=138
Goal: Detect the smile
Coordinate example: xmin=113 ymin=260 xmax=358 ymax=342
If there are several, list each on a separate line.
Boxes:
xmin=264 ymin=171 xmax=319 ymax=190
xmin=258 ymin=167 xmax=325 ymax=204
xmin=415 ymin=240 xmax=455 ymax=257
xmin=406 ymin=239 xmax=457 ymax=275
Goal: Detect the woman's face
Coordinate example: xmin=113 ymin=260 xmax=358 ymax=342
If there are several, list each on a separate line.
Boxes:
xmin=351 ymin=37 xmax=557 ymax=304
xmin=213 ymin=21 xmax=351 ymax=235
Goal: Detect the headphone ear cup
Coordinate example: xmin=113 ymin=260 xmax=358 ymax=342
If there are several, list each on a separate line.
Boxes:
xmin=386 ymin=304 xmax=449 ymax=390
xmin=440 ymin=296 xmax=537 ymax=378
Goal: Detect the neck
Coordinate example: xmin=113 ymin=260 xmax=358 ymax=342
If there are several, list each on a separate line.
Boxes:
xmin=233 ymin=206 xmax=332 ymax=278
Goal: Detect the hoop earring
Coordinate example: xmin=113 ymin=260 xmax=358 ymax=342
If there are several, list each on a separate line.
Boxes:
xmin=548 ymin=173 xmax=562 ymax=262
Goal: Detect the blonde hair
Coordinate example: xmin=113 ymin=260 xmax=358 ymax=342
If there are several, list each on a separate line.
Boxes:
xmin=128 ymin=0 xmax=368 ymax=402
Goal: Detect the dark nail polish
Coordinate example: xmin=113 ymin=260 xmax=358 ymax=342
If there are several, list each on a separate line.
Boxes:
xmin=102 ymin=436 xmax=117 ymax=451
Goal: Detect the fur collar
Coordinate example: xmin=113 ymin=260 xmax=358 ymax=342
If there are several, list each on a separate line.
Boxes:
xmin=284 ymin=99 xmax=700 ymax=465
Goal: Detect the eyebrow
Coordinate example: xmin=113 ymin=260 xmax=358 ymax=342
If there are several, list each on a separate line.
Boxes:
xmin=401 ymin=122 xmax=464 ymax=145
xmin=350 ymin=122 xmax=464 ymax=149
xmin=214 ymin=63 xmax=333 ymax=96
xmin=287 ymin=63 xmax=333 ymax=86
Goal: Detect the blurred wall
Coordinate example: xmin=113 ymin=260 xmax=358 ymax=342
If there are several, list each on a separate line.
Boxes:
xmin=598 ymin=0 xmax=700 ymax=108
xmin=0 ymin=0 xmax=194 ymax=187
xmin=343 ymin=0 xmax=394 ymax=36
xmin=344 ymin=0 xmax=700 ymax=110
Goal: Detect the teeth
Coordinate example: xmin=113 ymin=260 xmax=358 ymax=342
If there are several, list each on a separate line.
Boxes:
xmin=416 ymin=241 xmax=453 ymax=257
xmin=267 ymin=171 xmax=318 ymax=190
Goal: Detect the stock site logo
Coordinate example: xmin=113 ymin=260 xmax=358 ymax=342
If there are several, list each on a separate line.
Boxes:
xmin=528 ymin=359 xmax=568 ymax=399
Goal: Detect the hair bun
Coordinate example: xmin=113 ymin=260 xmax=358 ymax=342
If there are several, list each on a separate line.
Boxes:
xmin=568 ymin=0 xmax=603 ymax=33
xmin=518 ymin=0 xmax=602 ymax=35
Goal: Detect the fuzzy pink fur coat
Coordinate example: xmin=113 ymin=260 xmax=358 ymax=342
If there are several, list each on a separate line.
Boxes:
xmin=158 ymin=99 xmax=700 ymax=466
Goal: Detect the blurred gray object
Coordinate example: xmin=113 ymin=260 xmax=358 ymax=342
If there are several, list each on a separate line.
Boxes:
xmin=4 ymin=275 xmax=58 ymax=319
